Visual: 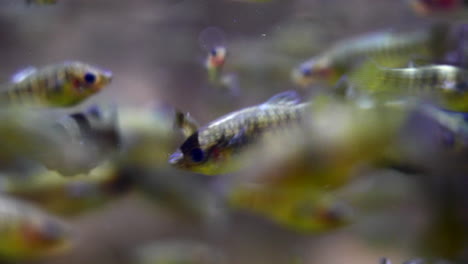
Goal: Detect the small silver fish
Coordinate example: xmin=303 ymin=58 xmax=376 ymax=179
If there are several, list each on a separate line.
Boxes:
xmin=169 ymin=91 xmax=310 ymax=175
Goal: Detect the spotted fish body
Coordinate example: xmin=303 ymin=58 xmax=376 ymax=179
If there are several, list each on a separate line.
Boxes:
xmin=352 ymin=63 xmax=468 ymax=111
xmin=0 ymin=196 xmax=71 ymax=260
xmin=169 ymin=91 xmax=310 ymax=175
xmin=0 ymin=61 xmax=112 ymax=108
xmin=292 ymin=25 xmax=450 ymax=87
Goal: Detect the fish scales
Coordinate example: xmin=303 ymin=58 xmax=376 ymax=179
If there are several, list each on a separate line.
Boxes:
xmin=0 ymin=61 xmax=112 ymax=107
xmin=199 ymin=104 xmax=307 ymax=148
xmin=170 ymin=91 xmax=309 ymax=175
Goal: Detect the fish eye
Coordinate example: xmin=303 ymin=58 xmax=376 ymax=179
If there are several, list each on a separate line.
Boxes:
xmin=301 ymin=67 xmax=312 ymax=77
xmin=210 ymin=48 xmax=217 ymax=56
xmin=84 ymin=72 xmax=96 ymax=84
xmin=190 ymin=148 xmax=205 ymax=163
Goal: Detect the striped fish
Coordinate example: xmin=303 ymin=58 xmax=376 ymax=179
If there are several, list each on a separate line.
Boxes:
xmin=292 ymin=24 xmax=450 ymax=87
xmin=351 ymin=63 xmax=468 ymax=111
xmin=0 ymin=61 xmax=112 ymax=107
xmin=169 ymin=91 xmax=310 ymax=175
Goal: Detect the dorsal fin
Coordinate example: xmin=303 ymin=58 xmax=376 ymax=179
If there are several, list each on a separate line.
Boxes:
xmin=264 ymin=90 xmax=301 ymax=106
xmin=174 ymin=110 xmax=199 ymax=139
xmin=11 ymin=66 xmax=37 ymax=83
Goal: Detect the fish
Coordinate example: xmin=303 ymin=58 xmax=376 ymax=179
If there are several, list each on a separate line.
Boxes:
xmin=0 ymin=163 xmax=127 ymax=216
xmin=0 ymin=61 xmax=112 ymax=107
xmin=0 ymin=195 xmax=71 ymax=260
xmin=205 ymin=46 xmax=227 ymax=84
xmin=114 ymin=106 xmax=182 ymax=168
xmin=225 ymin=98 xmax=409 ymax=232
xmin=350 ymin=62 xmax=468 ymax=111
xmin=291 ymin=25 xmax=450 ymax=88
xmin=408 ymin=0 xmax=468 ymax=16
xmin=32 ymin=105 xmax=119 ymax=175
xmin=169 ymin=91 xmax=310 ymax=175
xmin=229 ymin=187 xmax=352 ymax=232
xmin=25 ymin=0 xmax=57 ymax=5
xmin=420 ymin=106 xmax=468 ymax=152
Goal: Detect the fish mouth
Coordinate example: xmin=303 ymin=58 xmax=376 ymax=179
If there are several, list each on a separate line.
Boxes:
xmin=408 ymin=0 xmax=431 ymax=15
xmin=102 ymin=70 xmax=113 ymax=84
xmin=168 ymin=150 xmax=184 ymax=167
xmin=291 ymin=68 xmax=313 ymax=87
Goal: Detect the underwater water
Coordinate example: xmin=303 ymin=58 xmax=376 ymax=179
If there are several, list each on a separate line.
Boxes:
xmin=0 ymin=0 xmax=466 ymax=264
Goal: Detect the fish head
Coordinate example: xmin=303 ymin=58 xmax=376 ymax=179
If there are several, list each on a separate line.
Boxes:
xmin=407 ymin=0 xmax=459 ymax=15
xmin=291 ymin=58 xmax=334 ymax=87
xmin=1 ymin=214 xmax=73 ymax=259
xmin=206 ymin=46 xmax=227 ymax=71
xmin=19 ymin=216 xmax=72 ymax=253
xmin=169 ymin=132 xmax=235 ymax=175
xmin=288 ymin=197 xmax=353 ymax=232
xmin=65 ymin=61 xmax=113 ymax=96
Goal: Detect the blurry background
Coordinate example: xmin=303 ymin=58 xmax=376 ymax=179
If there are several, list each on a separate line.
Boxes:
xmin=0 ymin=1 xmax=463 ymax=264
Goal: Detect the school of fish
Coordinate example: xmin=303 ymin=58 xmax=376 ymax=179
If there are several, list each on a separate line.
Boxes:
xmin=0 ymin=0 xmax=466 ymax=263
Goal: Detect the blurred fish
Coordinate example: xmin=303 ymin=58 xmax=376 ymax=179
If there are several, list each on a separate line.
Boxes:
xmin=0 ymin=163 xmax=128 ymax=216
xmin=350 ymin=62 xmax=468 ymax=111
xmin=45 ymin=105 xmax=119 ymax=175
xmin=134 ymin=240 xmax=225 ymax=264
xmin=205 ymin=46 xmax=227 ymax=84
xmin=0 ymin=61 xmax=112 ymax=107
xmin=115 ymin=106 xmax=181 ymax=168
xmin=25 ymin=0 xmax=57 ymax=5
xmin=384 ymin=103 xmax=468 ymax=173
xmin=419 ymin=106 xmax=468 ymax=152
xmin=0 ymin=195 xmax=71 ymax=260
xmin=0 ymin=109 xmax=79 ymax=174
xmin=198 ymin=27 xmax=240 ymax=94
xmin=292 ymin=25 xmax=450 ymax=88
xmin=42 ymin=105 xmax=180 ymax=173
xmin=229 ymin=187 xmax=352 ymax=232
xmin=225 ymin=98 xmax=408 ymax=232
xmin=169 ymin=91 xmax=309 ymax=175
xmin=408 ymin=0 xmax=468 ymax=16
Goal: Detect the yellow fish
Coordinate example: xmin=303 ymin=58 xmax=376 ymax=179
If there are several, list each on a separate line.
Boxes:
xmin=25 ymin=0 xmax=57 ymax=5
xmin=225 ymin=98 xmax=409 ymax=232
xmin=0 ymin=195 xmax=71 ymax=260
xmin=1 ymin=61 xmax=112 ymax=107
xmin=1 ymin=163 xmax=124 ymax=216
xmin=350 ymin=62 xmax=468 ymax=111
xmin=229 ymin=187 xmax=352 ymax=232
xmin=291 ymin=25 xmax=450 ymax=88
